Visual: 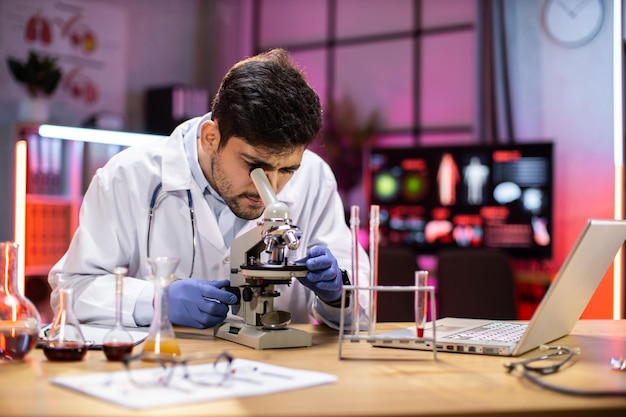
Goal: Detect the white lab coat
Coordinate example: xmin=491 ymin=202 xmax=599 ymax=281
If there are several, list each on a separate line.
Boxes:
xmin=49 ymin=117 xmax=371 ymax=329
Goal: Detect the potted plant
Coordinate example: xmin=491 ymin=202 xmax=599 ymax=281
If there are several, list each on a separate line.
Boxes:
xmin=7 ymin=50 xmax=62 ymax=97
xmin=6 ymin=50 xmax=62 ymax=122
xmin=315 ymin=95 xmax=380 ymax=219
xmin=320 ymin=94 xmax=380 ymax=194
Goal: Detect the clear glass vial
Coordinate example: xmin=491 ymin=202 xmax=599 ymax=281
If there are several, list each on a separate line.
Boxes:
xmin=142 ymin=257 xmax=181 ymax=357
xmin=102 ymin=266 xmax=134 ymax=361
xmin=43 ymin=287 xmax=87 ymax=361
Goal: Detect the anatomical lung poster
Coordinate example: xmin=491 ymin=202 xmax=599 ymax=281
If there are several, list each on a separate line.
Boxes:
xmin=0 ymin=0 xmax=128 ymax=125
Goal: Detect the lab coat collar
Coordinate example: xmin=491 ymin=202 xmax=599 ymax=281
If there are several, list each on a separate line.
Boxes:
xmin=160 ymin=117 xmax=202 ymax=192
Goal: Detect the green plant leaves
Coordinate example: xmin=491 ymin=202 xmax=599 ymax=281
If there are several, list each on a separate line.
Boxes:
xmin=7 ymin=50 xmax=62 ymax=97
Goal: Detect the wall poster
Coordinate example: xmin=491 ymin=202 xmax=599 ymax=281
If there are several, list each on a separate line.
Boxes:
xmin=0 ymin=0 xmax=128 ymax=126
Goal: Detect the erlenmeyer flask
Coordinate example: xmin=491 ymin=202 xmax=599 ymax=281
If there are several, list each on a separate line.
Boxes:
xmin=43 ymin=287 xmax=87 ymax=361
xmin=142 ymin=257 xmax=181 ymax=356
xmin=102 ymin=266 xmax=134 ymax=361
xmin=0 ymin=241 xmax=41 ymax=361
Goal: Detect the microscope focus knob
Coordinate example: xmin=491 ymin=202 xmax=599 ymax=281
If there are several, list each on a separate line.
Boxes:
xmin=242 ymin=286 xmax=254 ymax=302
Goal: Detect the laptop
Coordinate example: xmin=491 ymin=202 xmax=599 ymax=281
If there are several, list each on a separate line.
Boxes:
xmin=373 ymin=219 xmax=626 ymax=356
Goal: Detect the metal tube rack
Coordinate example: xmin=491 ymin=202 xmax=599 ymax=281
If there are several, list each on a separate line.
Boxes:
xmin=338 ymin=284 xmax=437 ymax=360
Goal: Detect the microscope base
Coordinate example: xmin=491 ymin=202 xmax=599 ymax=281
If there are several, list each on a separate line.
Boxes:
xmin=214 ymin=322 xmax=312 ymax=349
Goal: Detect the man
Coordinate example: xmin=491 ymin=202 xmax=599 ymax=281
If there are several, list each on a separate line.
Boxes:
xmin=49 ymin=48 xmax=370 ymax=330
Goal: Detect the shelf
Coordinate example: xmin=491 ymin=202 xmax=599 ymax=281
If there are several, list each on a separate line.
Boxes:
xmin=25 ymin=265 xmax=54 ymax=277
xmin=24 ymin=199 xmax=72 ymax=270
xmin=26 ymin=193 xmax=80 ymax=205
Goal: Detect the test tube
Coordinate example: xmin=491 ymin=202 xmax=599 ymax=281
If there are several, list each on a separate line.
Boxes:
xmin=349 ymin=205 xmax=360 ymax=334
xmin=368 ymin=205 xmax=380 ymax=337
xmin=414 ymin=270 xmax=428 ymax=338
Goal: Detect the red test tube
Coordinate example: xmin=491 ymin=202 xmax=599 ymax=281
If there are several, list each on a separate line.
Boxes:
xmin=414 ymin=270 xmax=428 ymax=338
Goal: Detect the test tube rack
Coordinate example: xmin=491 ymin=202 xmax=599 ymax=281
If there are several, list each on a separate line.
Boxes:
xmin=337 ymin=284 xmax=438 ymax=361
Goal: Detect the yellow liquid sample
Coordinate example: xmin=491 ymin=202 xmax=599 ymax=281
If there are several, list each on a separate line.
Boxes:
xmin=141 ymin=338 xmax=181 ymax=357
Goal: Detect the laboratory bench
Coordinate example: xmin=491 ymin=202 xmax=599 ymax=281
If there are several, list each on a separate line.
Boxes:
xmin=1 ymin=320 xmax=625 ymax=416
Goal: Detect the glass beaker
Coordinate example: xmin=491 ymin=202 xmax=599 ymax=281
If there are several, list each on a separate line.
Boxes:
xmin=0 ymin=242 xmax=41 ymax=361
xmin=43 ymin=287 xmax=87 ymax=361
xmin=142 ymin=257 xmax=181 ymax=357
xmin=102 ymin=266 xmax=134 ymax=361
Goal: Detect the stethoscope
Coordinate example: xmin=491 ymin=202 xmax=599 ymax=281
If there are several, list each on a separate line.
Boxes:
xmin=146 ymin=182 xmax=197 ymax=277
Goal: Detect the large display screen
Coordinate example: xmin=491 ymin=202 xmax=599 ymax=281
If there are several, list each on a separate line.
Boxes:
xmin=366 ymin=142 xmax=554 ymax=259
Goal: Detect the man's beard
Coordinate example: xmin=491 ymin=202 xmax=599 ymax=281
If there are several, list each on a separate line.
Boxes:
xmin=211 ymin=158 xmax=264 ymax=220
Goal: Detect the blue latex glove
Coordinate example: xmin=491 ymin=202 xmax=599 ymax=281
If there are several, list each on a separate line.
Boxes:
xmin=298 ymin=246 xmax=342 ymax=304
xmin=168 ymin=279 xmax=238 ymax=329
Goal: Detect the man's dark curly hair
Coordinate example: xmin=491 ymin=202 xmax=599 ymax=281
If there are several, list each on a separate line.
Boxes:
xmin=211 ymin=48 xmax=322 ymax=153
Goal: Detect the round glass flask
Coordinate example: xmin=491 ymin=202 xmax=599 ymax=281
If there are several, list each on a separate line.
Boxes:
xmin=44 ymin=287 xmax=87 ymax=361
xmin=0 ymin=241 xmax=41 ymax=361
xmin=102 ymin=266 xmax=134 ymax=361
xmin=142 ymin=257 xmax=181 ymax=356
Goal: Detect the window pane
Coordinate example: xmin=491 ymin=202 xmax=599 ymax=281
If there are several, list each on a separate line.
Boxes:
xmin=374 ymin=133 xmax=416 ymax=148
xmin=259 ymin=0 xmax=328 ymax=48
xmin=290 ymin=49 xmax=328 ymax=108
xmin=420 ymin=31 xmax=476 ymax=126
xmin=335 ymin=39 xmax=414 ymax=130
xmin=421 ymin=0 xmax=477 ymax=28
xmin=336 ymin=0 xmax=413 ymax=39
xmin=419 ymin=132 xmax=475 ymax=146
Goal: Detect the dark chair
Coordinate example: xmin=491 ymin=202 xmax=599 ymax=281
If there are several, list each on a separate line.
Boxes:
xmin=376 ymin=246 xmax=419 ymax=322
xmin=435 ymin=248 xmax=517 ymax=320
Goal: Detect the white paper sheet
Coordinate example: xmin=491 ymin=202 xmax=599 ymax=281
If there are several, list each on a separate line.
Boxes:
xmin=49 ymin=358 xmax=337 ymax=409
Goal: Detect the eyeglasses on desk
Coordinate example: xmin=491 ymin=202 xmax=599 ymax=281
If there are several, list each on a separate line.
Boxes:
xmin=122 ymin=351 xmax=233 ymax=388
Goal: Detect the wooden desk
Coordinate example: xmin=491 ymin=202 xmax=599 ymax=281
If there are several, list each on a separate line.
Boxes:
xmin=1 ymin=320 xmax=625 ymax=416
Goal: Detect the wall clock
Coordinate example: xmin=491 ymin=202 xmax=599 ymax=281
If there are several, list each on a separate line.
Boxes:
xmin=541 ymin=0 xmax=605 ymax=48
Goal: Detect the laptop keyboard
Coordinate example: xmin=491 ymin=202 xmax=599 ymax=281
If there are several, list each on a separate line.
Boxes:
xmin=446 ymin=322 xmax=528 ymax=343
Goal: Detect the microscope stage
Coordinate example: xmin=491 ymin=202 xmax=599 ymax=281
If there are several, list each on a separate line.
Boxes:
xmin=240 ymin=264 xmax=308 ymax=280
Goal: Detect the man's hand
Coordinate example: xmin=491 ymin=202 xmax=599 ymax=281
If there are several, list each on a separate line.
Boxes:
xmin=298 ymin=246 xmax=343 ymax=305
xmin=168 ymin=279 xmax=238 ymax=329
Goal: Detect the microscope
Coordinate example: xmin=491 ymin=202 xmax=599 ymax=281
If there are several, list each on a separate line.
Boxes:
xmin=214 ymin=168 xmax=313 ymax=349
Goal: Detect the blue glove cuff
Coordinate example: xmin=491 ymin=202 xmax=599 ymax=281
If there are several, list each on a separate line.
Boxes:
xmin=322 ymin=269 xmax=352 ymax=308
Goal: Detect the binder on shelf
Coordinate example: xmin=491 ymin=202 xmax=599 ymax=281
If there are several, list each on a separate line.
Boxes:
xmin=26 ymin=133 xmax=41 ymax=194
xmin=49 ymin=137 xmax=63 ymax=195
xmin=27 ymin=134 xmax=64 ymax=196
xmin=39 ymin=135 xmax=52 ymax=195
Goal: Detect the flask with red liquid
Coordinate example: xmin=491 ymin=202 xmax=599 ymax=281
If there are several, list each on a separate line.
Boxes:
xmin=43 ymin=287 xmax=87 ymax=361
xmin=0 ymin=242 xmax=41 ymax=361
xmin=102 ymin=267 xmax=134 ymax=361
